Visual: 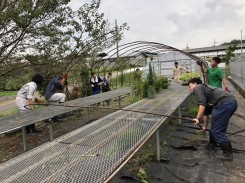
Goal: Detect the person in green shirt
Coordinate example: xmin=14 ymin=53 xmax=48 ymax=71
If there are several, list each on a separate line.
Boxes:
xmin=202 ymin=57 xmax=232 ymax=156
xmin=207 ymin=57 xmax=230 ymax=92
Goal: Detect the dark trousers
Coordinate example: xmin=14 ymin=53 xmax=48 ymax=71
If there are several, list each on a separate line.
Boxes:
xmin=92 ymin=89 xmax=100 ymax=95
xmin=210 ymin=100 xmax=237 ymax=145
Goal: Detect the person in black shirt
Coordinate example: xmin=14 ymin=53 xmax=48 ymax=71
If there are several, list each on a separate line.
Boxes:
xmin=188 ymin=78 xmax=237 ymax=161
xmin=45 ymin=76 xmax=66 ymax=103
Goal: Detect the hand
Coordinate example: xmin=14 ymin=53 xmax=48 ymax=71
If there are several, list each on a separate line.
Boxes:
xmin=35 ymin=98 xmax=44 ymax=103
xmin=196 ymin=61 xmax=202 ymax=66
xmin=193 ymin=118 xmax=200 ymax=125
xmin=201 ymin=126 xmax=206 ymax=131
xmin=225 ymin=87 xmax=230 ymax=93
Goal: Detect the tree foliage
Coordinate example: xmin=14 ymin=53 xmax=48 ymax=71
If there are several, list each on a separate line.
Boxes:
xmin=220 ymin=39 xmax=244 ymax=46
xmin=0 ymin=0 xmax=128 ymax=78
xmin=222 ymin=44 xmax=236 ymax=65
xmin=146 ymin=63 xmax=156 ymax=86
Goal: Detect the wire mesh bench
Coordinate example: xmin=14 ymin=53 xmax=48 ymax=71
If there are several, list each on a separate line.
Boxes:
xmin=0 ymin=85 xmax=189 ymax=183
xmin=0 ymin=87 xmax=132 ymax=151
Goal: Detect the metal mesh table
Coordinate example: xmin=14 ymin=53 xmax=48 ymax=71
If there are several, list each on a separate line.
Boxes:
xmin=0 ymin=85 xmax=189 ymax=183
xmin=0 ymin=87 xmax=132 ymax=135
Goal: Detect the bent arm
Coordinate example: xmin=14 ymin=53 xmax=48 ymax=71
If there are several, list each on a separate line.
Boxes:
xmin=222 ymin=78 xmax=228 ymax=88
xmin=203 ymin=115 xmax=209 ymax=131
xmin=196 ymin=105 xmax=205 ymax=120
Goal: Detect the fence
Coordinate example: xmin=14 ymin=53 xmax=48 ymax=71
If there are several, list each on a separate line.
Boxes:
xmin=230 ymin=54 xmax=245 ymax=89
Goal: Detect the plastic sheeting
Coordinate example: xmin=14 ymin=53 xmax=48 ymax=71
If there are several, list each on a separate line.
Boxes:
xmin=112 ymin=118 xmax=245 ymax=183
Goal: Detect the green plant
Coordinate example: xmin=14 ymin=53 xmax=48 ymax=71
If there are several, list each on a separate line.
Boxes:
xmin=142 ymin=80 xmax=148 ymax=98
xmin=154 ymin=79 xmax=162 ymax=93
xmin=158 ymin=76 xmax=168 ymax=89
xmin=132 ymin=80 xmax=143 ymax=99
xmin=187 ymin=106 xmax=198 ymax=116
xmin=111 ymin=72 xmax=133 ymax=88
xmin=144 ymin=63 xmax=157 ymax=99
xmin=179 ymin=72 xmax=201 ymax=85
xmin=186 ymin=95 xmax=198 ymax=116
xmin=80 ymin=67 xmax=91 ymax=97
xmin=146 ymin=63 xmax=156 ymax=87
xmin=0 ymin=91 xmax=18 ymax=97
xmin=5 ymin=77 xmax=24 ymax=90
xmin=137 ymin=168 xmax=148 ymax=183
xmin=130 ymin=96 xmax=141 ymax=104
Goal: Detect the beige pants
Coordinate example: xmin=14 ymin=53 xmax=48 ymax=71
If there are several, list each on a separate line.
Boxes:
xmin=48 ymin=93 xmax=66 ymax=103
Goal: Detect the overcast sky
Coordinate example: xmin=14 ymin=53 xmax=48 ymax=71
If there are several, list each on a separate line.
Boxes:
xmin=69 ymin=0 xmax=245 ymax=50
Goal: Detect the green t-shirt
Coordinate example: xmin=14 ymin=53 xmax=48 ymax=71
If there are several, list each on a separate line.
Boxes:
xmin=207 ymin=67 xmax=224 ymax=88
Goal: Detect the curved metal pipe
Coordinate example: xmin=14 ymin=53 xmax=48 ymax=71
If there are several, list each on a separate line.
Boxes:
xmin=95 ymin=41 xmax=208 ymax=83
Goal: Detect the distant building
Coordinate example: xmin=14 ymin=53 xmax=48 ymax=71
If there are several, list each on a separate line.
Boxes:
xmin=183 ymin=43 xmax=245 ymax=59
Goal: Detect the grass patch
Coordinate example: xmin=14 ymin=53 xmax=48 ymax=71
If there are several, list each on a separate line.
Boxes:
xmin=0 ymin=108 xmax=19 ymax=118
xmin=187 ymin=106 xmax=198 ymax=116
xmin=0 ymin=91 xmax=17 ymax=97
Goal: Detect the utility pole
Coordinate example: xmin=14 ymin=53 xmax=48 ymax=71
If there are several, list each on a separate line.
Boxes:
xmin=115 ymin=19 xmax=120 ymax=88
xmin=241 ymin=29 xmax=243 ymax=54
xmin=115 ymin=19 xmax=119 ymax=58
xmin=213 ymin=39 xmax=218 ymax=46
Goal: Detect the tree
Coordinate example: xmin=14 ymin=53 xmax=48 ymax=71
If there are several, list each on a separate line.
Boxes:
xmin=220 ymin=39 xmax=245 ymax=46
xmin=222 ymin=44 xmax=236 ymax=65
xmin=0 ymin=0 xmax=128 ymax=78
xmin=146 ymin=63 xmax=156 ymax=87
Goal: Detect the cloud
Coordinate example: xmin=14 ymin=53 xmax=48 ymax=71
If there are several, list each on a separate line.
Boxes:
xmin=70 ymin=0 xmax=245 ymax=48
xmin=166 ymin=0 xmax=244 ymax=35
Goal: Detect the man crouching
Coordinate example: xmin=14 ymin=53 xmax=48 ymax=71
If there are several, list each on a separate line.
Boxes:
xmin=188 ymin=78 xmax=237 ymax=161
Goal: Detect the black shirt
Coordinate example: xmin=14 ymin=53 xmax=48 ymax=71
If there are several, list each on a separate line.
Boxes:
xmin=45 ymin=77 xmax=63 ymax=100
xmin=192 ymin=84 xmax=236 ymax=114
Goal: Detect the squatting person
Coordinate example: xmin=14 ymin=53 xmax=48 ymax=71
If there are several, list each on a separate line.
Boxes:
xmin=188 ymin=77 xmax=237 ymax=161
xmin=15 ymin=74 xmax=44 ymax=133
xmin=45 ymin=75 xmax=66 ymax=104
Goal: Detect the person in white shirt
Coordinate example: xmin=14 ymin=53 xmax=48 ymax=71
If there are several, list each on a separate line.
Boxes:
xmin=15 ymin=74 xmax=44 ymax=133
xmin=172 ymin=62 xmax=187 ymax=83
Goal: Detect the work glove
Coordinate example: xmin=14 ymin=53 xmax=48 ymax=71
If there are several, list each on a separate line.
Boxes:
xmin=225 ymin=87 xmax=231 ymax=93
xmin=63 ymin=73 xmax=68 ymax=80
